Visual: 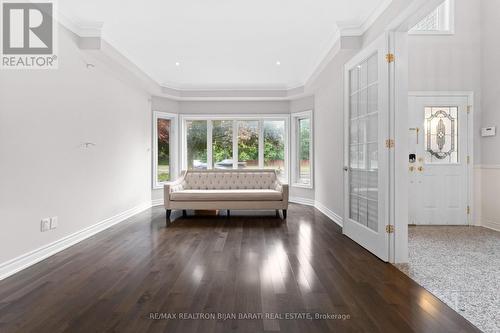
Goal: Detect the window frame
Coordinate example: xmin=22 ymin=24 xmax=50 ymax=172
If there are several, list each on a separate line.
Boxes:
xmin=291 ymin=110 xmax=314 ymax=189
xmin=180 ymin=114 xmax=289 ymax=183
xmin=152 ymin=111 xmax=178 ymax=189
xmin=408 ymin=0 xmax=455 ymax=35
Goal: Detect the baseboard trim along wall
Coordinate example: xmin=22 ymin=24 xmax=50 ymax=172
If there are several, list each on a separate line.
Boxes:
xmin=151 ymin=198 xmax=163 ymax=207
xmin=482 ymin=220 xmax=500 ymax=232
xmin=290 ymin=197 xmax=343 ymax=227
xmin=0 ymin=201 xmax=152 ymax=281
xmin=475 ymin=165 xmax=500 ymax=232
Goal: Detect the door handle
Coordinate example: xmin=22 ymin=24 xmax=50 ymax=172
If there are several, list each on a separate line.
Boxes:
xmin=409 ymin=166 xmax=415 ymax=172
xmin=344 ymin=167 xmax=349 ymax=172
xmin=418 ymin=166 xmax=423 ymax=172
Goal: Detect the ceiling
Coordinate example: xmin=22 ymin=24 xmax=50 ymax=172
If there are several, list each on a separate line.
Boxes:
xmin=59 ymin=0 xmax=390 ymax=90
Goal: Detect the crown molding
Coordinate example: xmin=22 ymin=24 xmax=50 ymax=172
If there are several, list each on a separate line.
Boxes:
xmin=57 ymin=13 xmax=103 ymax=38
xmin=55 ymin=1 xmax=392 ymax=101
xmin=337 ymin=0 xmax=394 ymax=36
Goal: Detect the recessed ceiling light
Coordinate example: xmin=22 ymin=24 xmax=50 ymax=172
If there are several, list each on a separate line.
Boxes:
xmin=276 ymin=61 xmax=281 ymax=66
xmin=175 ymin=62 xmax=180 ymax=66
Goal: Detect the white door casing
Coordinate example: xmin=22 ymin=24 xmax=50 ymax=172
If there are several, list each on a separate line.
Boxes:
xmin=343 ymin=34 xmax=391 ymax=262
xmin=408 ymin=95 xmax=470 ymax=225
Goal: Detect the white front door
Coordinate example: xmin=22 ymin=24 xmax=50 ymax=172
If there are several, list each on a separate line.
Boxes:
xmin=343 ymin=34 xmax=391 ymax=262
xmin=408 ymin=95 xmax=470 ymax=225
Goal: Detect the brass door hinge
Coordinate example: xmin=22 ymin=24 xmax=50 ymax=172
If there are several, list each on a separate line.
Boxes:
xmin=467 ymin=206 xmax=470 ymax=215
xmin=386 ymin=225 xmax=395 ymax=233
xmin=385 ymin=53 xmax=395 ymax=63
xmin=385 ymin=139 xmax=395 ymax=148
xmin=467 ymin=105 xmax=472 ymax=113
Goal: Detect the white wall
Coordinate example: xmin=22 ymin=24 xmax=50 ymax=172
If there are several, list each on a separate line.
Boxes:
xmin=0 ymin=27 xmax=152 ymax=266
xmin=408 ymin=0 xmax=482 ymax=161
xmin=301 ymin=51 xmax=357 ymax=217
xmin=479 ymin=0 xmax=500 ymax=231
xmin=179 ymin=100 xmax=289 ymax=114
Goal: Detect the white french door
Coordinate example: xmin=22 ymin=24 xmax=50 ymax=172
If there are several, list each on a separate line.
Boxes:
xmin=343 ymin=34 xmax=391 ymax=262
xmin=408 ymin=95 xmax=470 ymax=225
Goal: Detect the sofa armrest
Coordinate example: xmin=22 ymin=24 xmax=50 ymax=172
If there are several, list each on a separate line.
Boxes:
xmin=281 ymin=184 xmax=289 ymax=207
xmin=164 ymin=171 xmax=186 ymax=208
xmin=274 ymin=175 xmax=288 ymax=207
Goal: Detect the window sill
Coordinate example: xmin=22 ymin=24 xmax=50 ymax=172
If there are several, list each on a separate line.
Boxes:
xmin=292 ymin=182 xmax=313 ymax=190
xmin=408 ymin=30 xmax=454 ymax=36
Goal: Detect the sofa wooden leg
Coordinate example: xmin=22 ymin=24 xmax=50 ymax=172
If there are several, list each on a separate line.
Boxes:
xmin=276 ymin=209 xmax=279 ymax=217
xmin=166 ymin=209 xmax=171 ymax=223
xmin=227 ymin=209 xmax=230 ymax=217
xmin=282 ymin=209 xmax=287 ymax=219
xmin=182 ymin=210 xmax=187 ymax=217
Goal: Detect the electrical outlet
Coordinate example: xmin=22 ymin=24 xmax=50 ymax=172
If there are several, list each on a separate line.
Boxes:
xmin=50 ymin=216 xmax=58 ymax=229
xmin=41 ymin=218 xmax=50 ymax=232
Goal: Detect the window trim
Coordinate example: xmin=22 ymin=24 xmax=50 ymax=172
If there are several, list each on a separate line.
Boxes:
xmin=408 ymin=0 xmax=455 ymax=35
xmin=291 ymin=110 xmax=314 ymax=189
xmin=152 ymin=111 xmax=178 ymax=189
xmin=180 ymin=114 xmax=290 ymax=183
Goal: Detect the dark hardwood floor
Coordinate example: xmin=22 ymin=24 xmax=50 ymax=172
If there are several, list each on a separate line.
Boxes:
xmin=0 ymin=204 xmax=479 ymax=333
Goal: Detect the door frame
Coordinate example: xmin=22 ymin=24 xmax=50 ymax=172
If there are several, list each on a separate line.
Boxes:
xmin=385 ymin=0 xmax=459 ymax=263
xmin=408 ymin=91 xmax=474 ymax=226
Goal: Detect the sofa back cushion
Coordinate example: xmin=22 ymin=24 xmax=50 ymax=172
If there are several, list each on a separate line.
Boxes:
xmin=182 ymin=170 xmax=278 ymax=190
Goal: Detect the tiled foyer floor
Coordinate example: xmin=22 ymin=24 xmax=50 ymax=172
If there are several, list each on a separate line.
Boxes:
xmin=397 ymin=226 xmax=500 ymax=333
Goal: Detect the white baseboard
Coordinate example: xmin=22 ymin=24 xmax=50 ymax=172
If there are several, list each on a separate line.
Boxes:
xmin=0 ymin=201 xmax=152 ymax=281
xmin=290 ymin=197 xmax=343 ymax=227
xmin=151 ymin=198 xmax=163 ymax=206
xmin=314 ymin=201 xmax=343 ymax=227
xmin=481 ymin=220 xmax=500 ymax=232
xmin=289 ymin=196 xmax=315 ymax=206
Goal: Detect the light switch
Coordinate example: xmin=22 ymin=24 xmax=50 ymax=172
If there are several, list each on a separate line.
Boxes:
xmin=41 ymin=218 xmax=50 ymax=232
xmin=50 ymin=216 xmax=58 ymax=229
xmin=481 ymin=127 xmax=496 ymax=137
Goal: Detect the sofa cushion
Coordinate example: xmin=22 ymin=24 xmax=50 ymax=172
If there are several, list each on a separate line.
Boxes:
xmin=170 ymin=189 xmax=283 ymax=201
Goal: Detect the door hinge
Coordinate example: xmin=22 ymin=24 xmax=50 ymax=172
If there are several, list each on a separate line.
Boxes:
xmin=467 ymin=156 xmax=470 ymax=164
xmin=467 ymin=206 xmax=470 ymax=215
xmin=385 ymin=139 xmax=395 ymax=149
xmin=386 ymin=225 xmax=395 ymax=233
xmin=467 ymin=105 xmax=472 ymax=113
xmin=385 ymin=53 xmax=395 ymax=63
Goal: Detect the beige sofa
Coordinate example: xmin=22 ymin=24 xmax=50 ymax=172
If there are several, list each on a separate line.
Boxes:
xmin=164 ymin=169 xmax=288 ymax=222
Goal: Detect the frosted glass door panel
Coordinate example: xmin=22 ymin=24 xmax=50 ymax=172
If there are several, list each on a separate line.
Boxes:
xmin=348 ymin=53 xmax=379 ymax=232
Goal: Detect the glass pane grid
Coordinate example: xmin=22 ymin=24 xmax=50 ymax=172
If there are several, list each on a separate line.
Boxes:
xmin=348 ymin=53 xmax=379 ymax=231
